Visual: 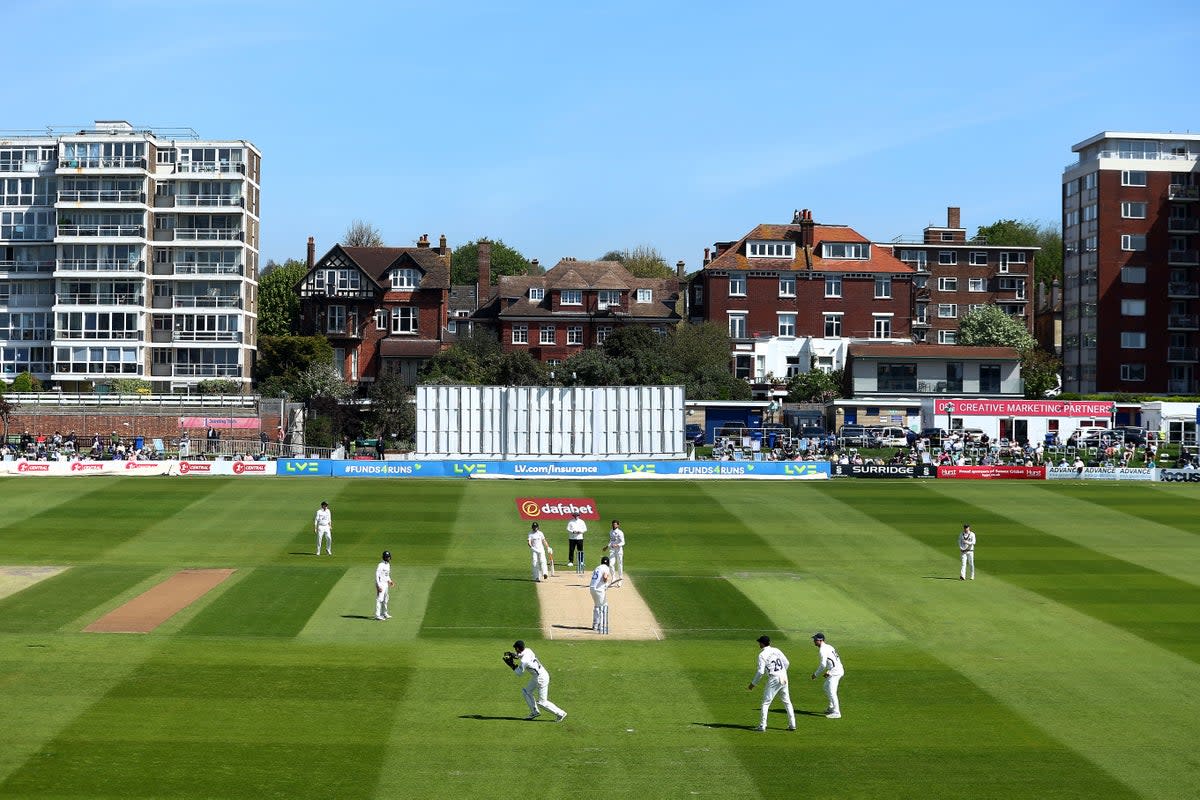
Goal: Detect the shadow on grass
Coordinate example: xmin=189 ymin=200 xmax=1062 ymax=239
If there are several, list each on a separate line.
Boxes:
xmin=289 ymin=552 xmax=321 ymax=557
xmin=459 ymin=714 xmax=530 ymax=722
xmin=923 ymin=576 xmax=960 ymax=580
xmin=341 ymin=614 xmax=379 ymax=621
xmin=692 ymin=722 xmax=760 ymax=731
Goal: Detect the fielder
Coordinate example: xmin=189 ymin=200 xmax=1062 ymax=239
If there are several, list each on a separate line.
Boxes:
xmin=314 ymin=500 xmax=332 ymax=555
xmin=959 ymin=523 xmax=976 ymax=580
xmin=602 ymin=519 xmax=626 ymax=581
xmin=528 ymin=523 xmax=550 ymax=582
xmin=589 ymin=556 xmax=613 ymax=631
xmin=747 ymin=635 xmax=795 ymax=731
xmin=374 ymin=550 xmax=394 ymax=621
xmin=502 ymin=640 xmax=567 ymax=722
xmin=811 ymin=632 xmax=844 ymax=718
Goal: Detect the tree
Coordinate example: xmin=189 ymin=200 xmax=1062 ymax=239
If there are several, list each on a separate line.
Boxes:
xmin=665 ymin=322 xmax=751 ymax=400
xmin=196 ymin=379 xmax=242 ymax=394
xmin=1018 ymin=347 xmax=1062 ymax=399
xmin=368 ymin=368 xmax=416 ymax=445
xmin=975 ymin=219 xmax=1062 ymax=288
xmin=602 ymin=326 xmax=672 ymax=385
xmin=0 ymin=387 xmax=12 ymax=442
xmin=561 ymin=347 xmax=623 ymax=386
xmin=786 ymin=368 xmax=844 ymax=403
xmin=418 ymin=328 xmax=502 ymax=384
xmin=451 ymin=239 xmax=533 ymax=285
xmin=258 ymin=258 xmax=307 ymax=336
xmin=597 ymin=245 xmax=674 ymax=279
xmin=9 ymin=372 xmax=42 ymax=392
xmin=254 ymin=335 xmax=334 ymax=396
xmin=343 ymin=219 xmax=384 ymax=247
xmin=293 ymin=361 xmax=351 ymax=404
xmin=109 ymin=378 xmax=151 ymax=395
xmin=958 ymin=305 xmax=1037 ymax=350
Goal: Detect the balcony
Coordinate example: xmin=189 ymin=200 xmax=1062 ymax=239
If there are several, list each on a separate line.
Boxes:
xmin=172 ymin=330 xmax=243 ymax=343
xmin=1168 ymin=217 xmax=1200 ymax=233
xmin=57 ymin=190 xmax=146 ymax=204
xmin=1169 ymin=314 xmax=1200 ymax=330
xmin=1168 ymin=282 xmax=1199 ymax=298
xmin=56 ymin=293 xmax=144 ymax=306
xmin=57 ymin=259 xmax=145 ymax=273
xmin=1169 ymin=184 xmax=1200 ymax=201
xmin=174 ymin=161 xmax=246 ymax=175
xmin=173 ymin=295 xmax=242 ymax=309
xmin=175 ymin=194 xmax=244 ymax=208
xmin=1169 ymin=249 xmax=1199 ymax=266
xmin=57 ymin=224 xmax=146 ymax=238
xmin=58 ymin=157 xmax=147 ymax=171
xmin=1 ymin=293 xmax=54 ymax=307
xmin=912 ymin=318 xmax=931 ymax=328
xmin=1167 ymin=347 xmax=1199 ymax=362
xmin=0 ymin=259 xmax=54 ymax=275
xmin=1168 ymin=379 xmax=1195 ymax=393
xmin=172 ymin=228 xmax=244 ymax=241
xmin=172 ymin=262 xmax=244 ymax=276
xmin=916 ymin=380 xmax=950 ymax=393
xmin=170 ymin=363 xmax=242 ymax=377
xmin=56 ymin=330 xmax=145 ymax=341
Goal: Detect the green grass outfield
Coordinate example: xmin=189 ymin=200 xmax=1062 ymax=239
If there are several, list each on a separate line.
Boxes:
xmin=0 ymin=476 xmax=1197 ymax=799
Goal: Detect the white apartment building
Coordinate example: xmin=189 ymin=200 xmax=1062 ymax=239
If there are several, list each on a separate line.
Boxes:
xmin=0 ymin=120 xmax=260 ymax=392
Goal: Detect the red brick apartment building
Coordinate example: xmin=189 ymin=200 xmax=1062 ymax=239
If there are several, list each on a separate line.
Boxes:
xmin=1062 ymin=132 xmax=1200 ymax=393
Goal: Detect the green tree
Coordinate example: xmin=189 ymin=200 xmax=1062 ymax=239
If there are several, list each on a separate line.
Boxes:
xmin=343 ymin=219 xmax=384 ymax=247
xmin=293 ymin=362 xmax=351 ymax=405
xmin=562 ymin=347 xmax=623 ymax=386
xmin=451 ymin=239 xmax=533 ymax=285
xmin=493 ymin=351 xmax=549 ymax=385
xmin=418 ymin=329 xmax=501 ymax=384
xmin=368 ymin=368 xmax=416 ymax=445
xmin=975 ymin=218 xmax=1062 ymax=288
xmin=1019 ymin=347 xmax=1063 ymax=399
xmin=603 ymin=326 xmax=672 ymax=384
xmin=258 ymin=258 xmax=307 ymax=336
xmin=598 ymin=245 xmax=674 ymax=279
xmin=196 ymin=379 xmax=242 ymax=394
xmin=957 ymin=305 xmax=1037 ymax=350
xmin=786 ymin=368 xmax=844 ymax=403
xmin=666 ymin=323 xmax=751 ymax=400
xmin=254 ymin=335 xmax=334 ymax=396
xmin=9 ymin=372 xmax=43 ymax=392
xmin=109 ymin=378 xmax=151 ymax=395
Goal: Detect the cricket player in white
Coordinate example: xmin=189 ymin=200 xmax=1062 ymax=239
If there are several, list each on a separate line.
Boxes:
xmin=528 ymin=523 xmax=549 ymax=582
xmin=589 ymin=556 xmax=613 ymax=630
xmin=811 ymin=632 xmax=844 ymax=718
xmin=566 ymin=513 xmax=587 ymax=566
xmin=748 ymin=635 xmax=795 ymax=731
xmin=512 ymin=640 xmax=567 ymax=721
xmin=959 ymin=523 xmax=976 ymax=580
xmin=375 ymin=550 xmax=394 ymax=620
xmin=602 ymin=519 xmax=626 ymax=581
xmin=314 ymin=501 xmax=332 ymax=555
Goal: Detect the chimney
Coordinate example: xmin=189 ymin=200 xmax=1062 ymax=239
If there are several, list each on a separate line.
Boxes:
xmin=792 ymin=209 xmax=802 ymax=224
xmin=703 ymin=247 xmax=711 ymax=265
xmin=477 ymin=239 xmax=492 ymax=292
xmin=306 ymin=236 xmax=315 ymax=268
xmin=799 ymin=209 xmax=815 ymax=248
xmin=417 ymin=234 xmax=430 ymax=248
xmin=947 ymin=206 xmax=961 ymax=229
xmin=676 ymin=260 xmax=686 ymax=279
xmin=530 ymin=258 xmax=540 ymax=272
xmin=438 ymin=234 xmax=447 ymax=255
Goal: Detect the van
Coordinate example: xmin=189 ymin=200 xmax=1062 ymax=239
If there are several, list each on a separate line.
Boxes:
xmin=876 ymin=427 xmax=908 ymax=447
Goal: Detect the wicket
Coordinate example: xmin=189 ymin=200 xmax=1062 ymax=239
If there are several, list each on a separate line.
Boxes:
xmin=594 ymin=603 xmax=609 ymax=635
xmin=576 ymin=548 xmax=585 ymax=574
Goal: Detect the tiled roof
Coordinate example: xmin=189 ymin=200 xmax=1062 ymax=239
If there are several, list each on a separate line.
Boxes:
xmin=479 ymin=259 xmax=681 ymax=321
xmin=705 ymin=222 xmax=913 ymax=275
xmin=849 ymin=343 xmax=1021 ymax=360
xmin=332 ymin=245 xmax=451 ymax=290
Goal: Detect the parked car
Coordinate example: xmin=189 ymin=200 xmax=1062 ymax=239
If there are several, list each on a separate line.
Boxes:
xmin=797 ymin=426 xmax=836 ymax=447
xmin=876 ymin=426 xmax=909 ymax=447
xmin=838 ymin=425 xmax=879 ymax=448
xmin=1076 ymin=429 xmax=1126 ymax=448
xmin=685 ymin=423 xmax=705 ymax=446
xmin=958 ymin=428 xmax=986 ymax=443
xmin=920 ymin=427 xmax=948 ymax=445
xmin=1114 ymin=426 xmax=1148 ymax=445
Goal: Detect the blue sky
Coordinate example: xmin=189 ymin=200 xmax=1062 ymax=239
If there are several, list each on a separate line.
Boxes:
xmin=11 ymin=0 xmax=1200 ymax=271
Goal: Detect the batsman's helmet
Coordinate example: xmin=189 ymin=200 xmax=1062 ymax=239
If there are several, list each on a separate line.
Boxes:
xmin=382 ymin=550 xmax=391 ymax=561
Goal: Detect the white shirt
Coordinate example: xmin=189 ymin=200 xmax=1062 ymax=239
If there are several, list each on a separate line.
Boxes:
xmin=813 ymin=641 xmax=844 ymax=678
xmin=314 ymin=507 xmax=332 ymax=530
xmin=528 ymin=529 xmax=547 ymax=553
xmin=516 ymin=648 xmax=545 ymax=679
xmin=589 ymin=563 xmax=612 ymax=590
xmin=959 ymin=529 xmax=976 ymax=553
xmin=608 ymin=526 xmax=626 ymax=549
xmin=567 ymin=517 xmax=587 ymax=540
xmin=375 ymin=560 xmax=391 ymax=591
xmin=752 ymin=645 xmax=790 ymax=686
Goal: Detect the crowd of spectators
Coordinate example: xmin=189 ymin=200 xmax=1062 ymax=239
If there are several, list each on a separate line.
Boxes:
xmin=0 ymin=430 xmax=163 ymax=462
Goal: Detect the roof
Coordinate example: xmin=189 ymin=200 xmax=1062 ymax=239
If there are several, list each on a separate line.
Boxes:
xmin=705 ymin=222 xmax=913 ymax=275
xmin=849 ymin=343 xmax=1021 ymax=361
xmin=479 ymin=259 xmax=681 ymax=321
xmin=306 ymin=244 xmax=450 ymax=291
xmin=379 ymin=338 xmax=444 ymax=358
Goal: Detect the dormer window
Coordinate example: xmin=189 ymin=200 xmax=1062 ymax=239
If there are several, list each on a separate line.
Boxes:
xmin=598 ymin=290 xmax=622 ymax=309
xmin=748 ymin=241 xmax=795 ymax=258
xmin=390 ymin=268 xmax=419 ymax=290
xmin=529 ymin=287 xmax=545 ymax=301
xmin=822 ymin=242 xmax=869 ymax=259
xmin=636 ymin=288 xmax=652 ymax=303
xmin=560 ymin=289 xmax=582 ymax=305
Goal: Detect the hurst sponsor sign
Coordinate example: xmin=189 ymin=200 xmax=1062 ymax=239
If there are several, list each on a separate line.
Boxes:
xmin=937 ymin=465 xmax=1046 ymax=480
xmin=516 ymin=498 xmax=599 ymax=520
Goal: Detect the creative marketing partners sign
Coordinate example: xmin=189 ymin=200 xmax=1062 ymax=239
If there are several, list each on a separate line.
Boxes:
xmin=934 ymin=399 xmax=1114 ymax=418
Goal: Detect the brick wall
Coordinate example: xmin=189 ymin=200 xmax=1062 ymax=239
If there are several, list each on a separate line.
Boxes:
xmin=4 ymin=409 xmax=265 ymax=444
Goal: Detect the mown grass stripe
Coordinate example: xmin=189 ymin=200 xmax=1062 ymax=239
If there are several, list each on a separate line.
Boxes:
xmin=636 ymin=572 xmax=781 ymax=640
xmin=418 ymin=568 xmax=540 ymax=638
xmin=0 ymin=566 xmax=159 ymax=633
xmin=179 ymin=565 xmax=343 ymax=637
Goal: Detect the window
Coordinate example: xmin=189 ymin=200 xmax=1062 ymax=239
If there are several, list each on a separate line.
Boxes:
xmin=511 ymin=323 xmax=528 ymax=344
xmin=979 ymin=364 xmax=1001 ymax=394
xmin=1121 ymin=234 xmax=1147 ymax=251
xmin=748 ymin=241 xmax=795 ymax=257
xmin=1121 ymin=299 xmax=1146 ymax=316
xmin=786 ymin=355 xmax=802 ymax=378
xmin=567 ymin=325 xmax=583 ymax=345
xmin=822 ymin=242 xmax=869 ymax=259
xmin=728 ymin=313 xmax=747 ymax=339
xmin=1121 ymin=266 xmax=1147 ymax=284
xmin=778 ymin=275 xmax=796 ymax=297
xmin=938 ymin=251 xmax=957 ymax=265
xmin=777 ymin=313 xmax=796 ymax=337
xmin=596 ymin=325 xmax=612 ymax=344
xmin=529 ymin=287 xmax=544 ymax=301
xmin=938 ymin=304 xmax=958 ymax=318
xmin=1121 ymin=364 xmax=1146 ymax=381
xmin=1121 ymin=332 xmax=1146 ymax=349
xmin=728 ymin=274 xmax=746 ymax=295
xmin=824 ymin=313 xmax=842 ymax=337
xmin=1121 ymin=170 xmax=1148 ymax=186
xmin=391 ymin=307 xmax=418 ymax=334
xmin=969 ymin=251 xmax=988 ymax=266
xmin=1122 ymin=201 xmax=1148 ymax=219
xmin=938 ymin=329 xmax=958 ymax=344
xmin=375 ymin=308 xmax=387 ymax=330
xmin=1083 ymin=204 xmax=1098 ymax=222
xmin=946 ymin=362 xmax=964 ymax=392
xmin=390 ymin=268 xmax=419 ymax=289
xmin=540 ymin=325 xmax=556 ymax=345
xmin=940 ymin=231 xmax=955 ymax=242
xmin=938 ymin=277 xmax=958 ymax=291
xmin=636 ymin=288 xmax=652 ymax=303
xmin=968 ymin=278 xmax=986 ymax=292
xmin=874 ymin=276 xmax=892 ymax=298
xmin=598 ymin=290 xmax=621 ymax=309
xmin=898 ymin=249 xmax=927 ymax=269
xmin=877 ymin=363 xmax=916 ymax=391
xmin=1065 ymin=210 xmax=1080 ymax=228
xmin=692 ymin=284 xmax=703 ymax=304
xmin=560 ymin=289 xmax=582 ymax=305
xmin=825 ymin=275 xmax=842 ymax=297
xmin=327 ymin=305 xmax=345 ymax=334
xmin=873 ymin=316 xmax=892 ymax=339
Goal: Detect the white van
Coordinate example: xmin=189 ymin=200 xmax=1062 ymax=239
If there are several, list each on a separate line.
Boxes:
xmin=877 ymin=427 xmax=909 ymax=447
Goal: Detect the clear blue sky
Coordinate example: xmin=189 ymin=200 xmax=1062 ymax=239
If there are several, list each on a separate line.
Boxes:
xmin=10 ymin=0 xmax=1200 ymax=271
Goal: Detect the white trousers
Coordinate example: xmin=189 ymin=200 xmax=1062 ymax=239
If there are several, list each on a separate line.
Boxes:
xmin=961 ymin=550 xmax=974 ymax=579
xmin=375 ymin=587 xmax=389 ymax=619
xmin=530 ymin=549 xmax=548 ymax=581
xmin=589 ymin=587 xmax=607 ymax=608
xmin=823 ymin=675 xmax=842 ymax=715
xmin=760 ymin=677 xmax=795 ymax=728
xmin=522 ymin=673 xmax=565 ymax=716
xmin=316 ymin=527 xmax=332 ymax=555
xmin=609 ymin=546 xmax=623 ymax=578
